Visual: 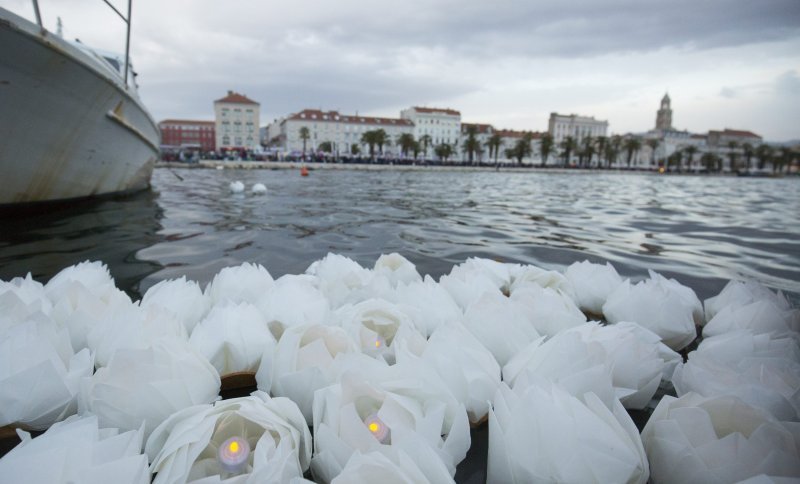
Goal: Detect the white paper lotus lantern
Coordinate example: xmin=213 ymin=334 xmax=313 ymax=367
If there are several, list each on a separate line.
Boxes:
xmin=419 ymin=322 xmax=501 ymax=424
xmin=439 ymin=263 xmax=502 ymax=311
xmin=672 ymin=333 xmax=800 ymax=421
xmin=79 ymin=338 xmax=220 ymax=439
xmin=563 ymin=260 xmax=623 ymax=315
xmin=503 ymin=330 xmax=617 ymax=409
xmin=488 ymin=381 xmax=649 ymax=484
xmin=641 ymin=393 xmax=800 ymax=483
xmin=457 ymin=258 xmax=516 ymax=292
xmin=509 ymin=284 xmax=586 ymax=337
xmin=703 ymin=299 xmax=800 ymax=337
xmin=0 ymin=273 xmax=52 ymax=323
xmin=704 ymin=279 xmax=792 ymax=322
xmin=256 ymin=323 xmax=358 ymax=422
xmin=205 ymin=262 xmax=274 ymax=305
xmin=373 ymin=253 xmax=422 ymax=287
xmin=141 ymin=276 xmax=210 ymax=333
xmin=603 ymin=270 xmax=702 ymax=351
xmin=311 ymin=364 xmax=470 ymax=483
xmin=393 ymin=276 xmax=464 ymax=338
xmin=45 ymin=260 xmax=132 ymax=351
xmin=565 ymin=321 xmax=681 ymax=409
xmin=335 ymin=298 xmax=426 ymax=364
xmin=0 ymin=317 xmax=92 ymax=429
xmin=462 ymin=291 xmax=541 ymax=367
xmin=146 ymin=392 xmax=311 ymax=484
xmin=331 ymin=448 xmax=454 ymax=484
xmin=0 ymin=415 xmax=149 ymax=484
xmin=189 ymin=301 xmax=275 ymax=375
xmin=88 ymin=303 xmax=188 ymax=368
xmin=256 ymin=274 xmax=331 ymax=338
xmin=306 ymin=253 xmax=382 ymax=309
xmin=509 ymin=264 xmax=576 ymax=300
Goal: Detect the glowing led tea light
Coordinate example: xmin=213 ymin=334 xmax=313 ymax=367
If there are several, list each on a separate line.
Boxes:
xmin=364 ymin=413 xmax=390 ymax=443
xmin=371 ymin=335 xmax=386 ymax=350
xmin=218 ymin=436 xmax=250 ymax=473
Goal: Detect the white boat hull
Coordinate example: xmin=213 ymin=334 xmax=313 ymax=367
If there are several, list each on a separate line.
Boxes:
xmin=0 ymin=8 xmax=159 ymax=205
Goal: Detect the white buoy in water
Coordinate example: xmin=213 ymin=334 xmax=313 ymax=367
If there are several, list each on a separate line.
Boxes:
xmin=229 ymin=181 xmax=244 ymax=193
xmin=251 ymin=183 xmax=267 ymax=195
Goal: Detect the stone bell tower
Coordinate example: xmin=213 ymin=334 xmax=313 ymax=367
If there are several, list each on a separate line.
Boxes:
xmin=655 ymin=93 xmax=673 ymax=131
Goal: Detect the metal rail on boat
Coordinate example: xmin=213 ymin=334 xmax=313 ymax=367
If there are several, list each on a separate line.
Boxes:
xmin=30 ymin=0 xmax=134 ymax=89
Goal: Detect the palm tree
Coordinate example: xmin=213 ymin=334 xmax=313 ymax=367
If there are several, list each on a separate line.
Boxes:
xmin=462 ymin=126 xmax=481 ymax=165
xmin=318 ymin=141 xmax=333 ymax=153
xmin=485 ymin=134 xmax=503 ymax=166
xmin=594 ymin=136 xmax=608 ymax=168
xmin=411 ymin=141 xmax=422 ymax=160
xmin=623 ymin=138 xmax=641 ymax=168
xmin=360 ymin=131 xmax=378 ymax=159
xmin=539 ymin=133 xmax=554 ymax=167
xmin=742 ymin=143 xmax=755 ymax=171
xmin=434 ymin=143 xmax=454 ymax=162
xmin=726 ymin=141 xmax=739 ymax=173
xmin=299 ymin=126 xmax=310 ymax=159
xmin=701 ymin=152 xmax=718 ymax=173
xmin=350 ymin=143 xmax=360 ymax=156
xmin=581 ymin=135 xmax=595 ymax=167
xmin=511 ymin=136 xmax=533 ymax=164
xmin=668 ymin=151 xmax=682 ymax=172
xmin=560 ymin=136 xmax=576 ymax=167
xmin=645 ymin=139 xmax=660 ymax=167
xmin=776 ymin=147 xmax=794 ymax=173
xmin=374 ymin=129 xmax=389 ymax=155
xmin=419 ymin=134 xmax=432 ymax=161
xmin=397 ymin=133 xmax=416 ymax=159
xmin=755 ymin=144 xmax=773 ymax=171
xmin=608 ymin=135 xmax=622 ymax=168
xmin=683 ymin=146 xmax=698 ymax=171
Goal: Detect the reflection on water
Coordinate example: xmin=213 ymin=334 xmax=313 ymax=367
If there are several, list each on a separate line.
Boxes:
xmin=0 ymin=191 xmax=164 ymax=299
xmin=1 ymin=168 xmax=798 ymax=303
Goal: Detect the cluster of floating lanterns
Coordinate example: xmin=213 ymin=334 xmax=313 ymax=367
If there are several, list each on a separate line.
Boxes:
xmin=0 ymin=253 xmax=797 ymax=483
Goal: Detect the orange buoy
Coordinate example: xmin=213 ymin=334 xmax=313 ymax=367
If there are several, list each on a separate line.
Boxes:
xmin=300 ymin=166 xmax=309 ymax=177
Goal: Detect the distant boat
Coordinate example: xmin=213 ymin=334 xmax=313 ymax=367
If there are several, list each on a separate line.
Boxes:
xmin=0 ymin=2 xmax=159 ymax=206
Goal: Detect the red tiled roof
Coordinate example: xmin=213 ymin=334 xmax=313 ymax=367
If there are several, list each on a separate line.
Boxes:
xmin=287 ymin=109 xmax=413 ymax=126
xmin=214 ymin=90 xmax=259 ymax=105
xmin=461 ymin=123 xmax=494 ymax=134
xmin=710 ymin=129 xmax=762 ymax=139
xmin=159 ymin=119 xmax=215 ymax=126
xmin=411 ymin=106 xmax=460 ymax=116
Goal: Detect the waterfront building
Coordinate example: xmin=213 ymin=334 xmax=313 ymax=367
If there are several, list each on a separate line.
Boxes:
xmin=655 ymin=93 xmax=673 ymax=130
xmin=400 ymin=107 xmax=461 ymax=159
xmin=707 ymin=129 xmax=762 ymax=148
xmin=548 ymin=113 xmax=608 ymax=144
xmin=274 ymin=109 xmax=414 ymax=157
xmin=495 ymin=129 xmax=544 ymax=165
xmin=158 ymin=119 xmax=215 ymax=152
xmin=214 ymin=91 xmax=260 ymax=151
xmin=459 ymin=123 xmax=495 ymax=162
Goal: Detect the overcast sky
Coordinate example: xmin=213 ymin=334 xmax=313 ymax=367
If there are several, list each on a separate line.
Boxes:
xmin=5 ymin=0 xmax=800 ymax=140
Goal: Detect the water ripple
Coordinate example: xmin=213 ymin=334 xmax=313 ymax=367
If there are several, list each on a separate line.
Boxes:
xmin=1 ymin=168 xmax=798 ymax=304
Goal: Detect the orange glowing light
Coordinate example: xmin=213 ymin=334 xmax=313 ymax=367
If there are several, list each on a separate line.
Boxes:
xmin=364 ymin=413 xmax=390 ymax=443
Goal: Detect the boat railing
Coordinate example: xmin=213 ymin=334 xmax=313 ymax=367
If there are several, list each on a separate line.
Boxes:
xmin=30 ymin=0 xmax=134 ymax=91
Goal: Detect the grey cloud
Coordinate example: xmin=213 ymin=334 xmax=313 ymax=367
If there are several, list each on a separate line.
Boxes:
xmin=774 ymin=70 xmax=800 ymax=97
xmin=296 ymin=0 xmax=800 ymax=59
